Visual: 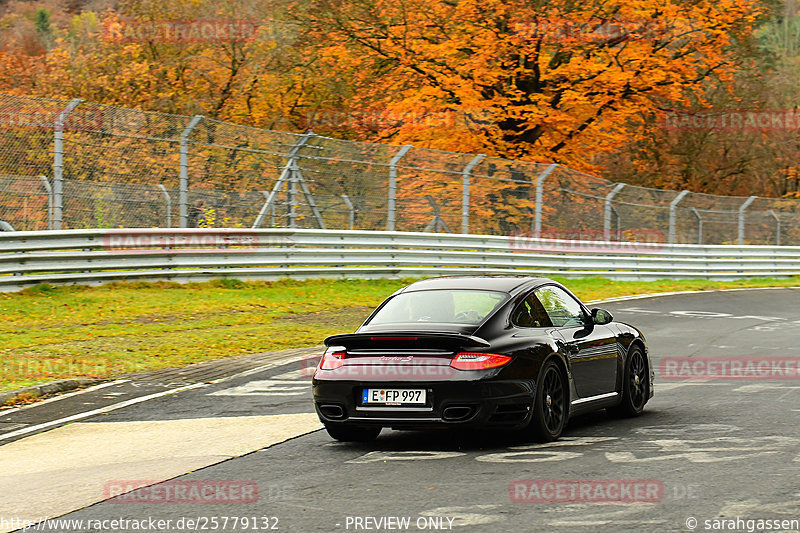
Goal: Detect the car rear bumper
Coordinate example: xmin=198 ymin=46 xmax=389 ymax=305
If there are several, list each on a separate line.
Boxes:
xmin=312 ymin=379 xmax=535 ymax=430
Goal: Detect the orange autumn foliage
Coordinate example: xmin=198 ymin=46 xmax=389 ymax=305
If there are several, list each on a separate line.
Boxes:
xmin=298 ymin=0 xmax=762 ymax=171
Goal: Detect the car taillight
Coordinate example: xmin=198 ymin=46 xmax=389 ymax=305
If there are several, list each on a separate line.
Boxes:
xmin=320 ymin=346 xmax=346 ymax=370
xmin=450 ymin=352 xmax=512 ymax=371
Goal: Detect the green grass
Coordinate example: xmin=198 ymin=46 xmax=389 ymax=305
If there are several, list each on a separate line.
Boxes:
xmin=1 ymin=276 xmax=798 ymax=394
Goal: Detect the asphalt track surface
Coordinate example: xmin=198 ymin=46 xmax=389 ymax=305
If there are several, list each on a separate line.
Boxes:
xmin=1 ymin=288 xmax=800 ymax=533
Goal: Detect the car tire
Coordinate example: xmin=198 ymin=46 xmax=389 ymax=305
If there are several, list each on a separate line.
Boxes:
xmin=609 ymin=345 xmax=649 ymax=418
xmin=324 ymin=424 xmax=381 ymax=442
xmin=525 ymin=359 xmax=567 ymax=442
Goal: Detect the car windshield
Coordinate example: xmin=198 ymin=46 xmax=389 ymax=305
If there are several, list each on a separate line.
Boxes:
xmin=366 ymin=289 xmax=508 ymax=325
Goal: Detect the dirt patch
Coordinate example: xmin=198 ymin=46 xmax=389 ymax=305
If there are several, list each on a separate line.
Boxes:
xmin=273 ymin=306 xmax=373 ymax=330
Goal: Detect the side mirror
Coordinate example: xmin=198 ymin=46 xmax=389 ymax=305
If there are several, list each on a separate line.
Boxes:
xmin=591 ymin=308 xmax=614 ymax=325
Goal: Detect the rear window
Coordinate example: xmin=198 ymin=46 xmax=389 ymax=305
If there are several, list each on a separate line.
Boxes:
xmin=366 ymin=289 xmax=508 ymax=325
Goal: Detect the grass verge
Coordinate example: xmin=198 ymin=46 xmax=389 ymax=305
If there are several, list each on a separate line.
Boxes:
xmin=1 ymin=276 xmax=798 ymax=395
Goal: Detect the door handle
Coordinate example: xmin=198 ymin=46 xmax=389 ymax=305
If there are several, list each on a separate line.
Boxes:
xmin=565 ymin=343 xmax=580 ymax=355
xmin=558 ymin=341 xmax=580 ymax=355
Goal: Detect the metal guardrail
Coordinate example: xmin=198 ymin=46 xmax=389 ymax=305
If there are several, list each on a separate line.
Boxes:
xmin=1 ymin=229 xmax=799 ymax=291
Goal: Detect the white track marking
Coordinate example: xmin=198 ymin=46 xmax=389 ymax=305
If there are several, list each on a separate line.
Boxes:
xmin=0 ymin=380 xmax=129 ymax=416
xmin=0 ymin=413 xmax=322 ymax=531
xmin=617 ymin=307 xmax=791 ymax=322
xmin=0 ymin=382 xmax=205 ymax=443
xmin=507 ymin=436 xmax=619 ymax=450
xmin=418 ymin=505 xmax=503 ymax=527
xmin=271 ymin=368 xmax=314 ymax=381
xmin=733 ymin=384 xmax=800 ymax=393
xmin=586 ymin=286 xmax=800 ymax=305
xmin=605 ymin=435 xmax=798 ymax=464
xmin=347 ymin=451 xmax=467 ymax=464
xmin=210 ymin=376 xmax=310 ymax=397
xmin=476 ymin=450 xmax=583 ymax=463
xmin=714 ymin=499 xmax=800 ymax=516
xmin=0 ymin=353 xmax=313 ymax=443
xmin=634 ymin=424 xmax=740 ymax=436
xmin=539 ymin=503 xmax=661 ymax=528
xmin=654 ymin=382 xmax=721 ymax=392
xmin=606 ymin=450 xmax=780 ymax=464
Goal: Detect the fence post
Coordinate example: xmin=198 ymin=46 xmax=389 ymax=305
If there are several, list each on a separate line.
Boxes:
xmin=53 ymin=98 xmax=83 ymax=230
xmin=341 ymin=194 xmax=355 ymax=230
xmin=388 ymin=145 xmax=413 ymax=231
xmin=252 ymin=133 xmax=313 ymax=229
xmin=157 ymin=184 xmax=172 ymax=228
xmin=668 ymin=190 xmax=690 ymax=244
xmin=691 ymin=208 xmax=703 ymax=245
xmin=738 ymin=195 xmax=757 ymax=245
xmin=534 ymin=164 xmax=558 ymax=238
xmin=39 ymin=175 xmax=53 ymax=230
xmin=292 ymin=159 xmax=326 ymax=229
xmin=424 ymin=195 xmax=452 ymax=233
xmin=288 ymin=166 xmax=298 ymax=228
xmin=179 ymin=115 xmax=204 ymax=228
xmin=604 ymin=183 xmax=626 ymax=241
xmin=460 ymin=154 xmax=486 ymax=234
xmin=610 ymin=205 xmax=621 ymax=240
xmin=768 ymin=210 xmax=781 ymax=246
xmin=257 ymin=191 xmax=271 ymax=227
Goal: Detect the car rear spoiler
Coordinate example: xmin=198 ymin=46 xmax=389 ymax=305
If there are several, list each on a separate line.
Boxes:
xmin=324 ymin=332 xmax=491 ymax=350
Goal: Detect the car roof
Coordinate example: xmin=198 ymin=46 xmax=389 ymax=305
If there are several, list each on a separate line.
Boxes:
xmin=396 ymin=275 xmax=553 ymax=296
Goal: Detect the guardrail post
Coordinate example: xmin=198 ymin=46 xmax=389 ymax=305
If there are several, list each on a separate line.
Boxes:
xmin=341 ymin=194 xmax=355 ymax=230
xmin=388 ymin=145 xmax=413 ymax=231
xmin=668 ymin=190 xmax=690 ymax=244
xmin=53 ymin=98 xmax=82 ymax=230
xmin=534 ymin=164 xmax=558 ymax=238
xmin=40 ymin=175 xmax=53 ymax=230
xmin=768 ymin=210 xmax=781 ymax=246
xmin=179 ymin=115 xmax=204 ymax=228
xmin=691 ymin=208 xmax=703 ymax=244
xmin=604 ymin=183 xmax=626 ymax=241
xmin=461 ymin=154 xmax=486 ymax=234
xmin=738 ymin=195 xmax=757 ymax=245
xmin=157 ymin=185 xmax=172 ymax=228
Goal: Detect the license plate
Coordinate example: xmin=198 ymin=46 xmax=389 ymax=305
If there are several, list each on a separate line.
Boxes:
xmin=362 ymin=388 xmax=426 ymax=405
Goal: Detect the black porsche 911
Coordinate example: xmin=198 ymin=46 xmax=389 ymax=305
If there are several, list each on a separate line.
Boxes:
xmin=312 ymin=276 xmax=653 ymax=442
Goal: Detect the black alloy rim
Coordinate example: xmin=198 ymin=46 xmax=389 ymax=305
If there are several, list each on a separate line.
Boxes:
xmin=630 ymin=350 xmax=647 ymax=409
xmin=541 ymin=366 xmax=564 ymax=433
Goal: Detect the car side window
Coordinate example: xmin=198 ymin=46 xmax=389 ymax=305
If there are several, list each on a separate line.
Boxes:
xmin=511 ymin=294 xmax=553 ymax=328
xmin=534 ymin=286 xmax=587 ymax=328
